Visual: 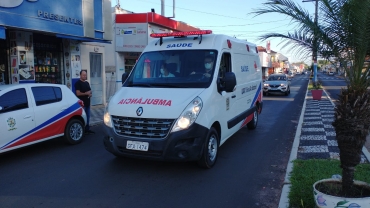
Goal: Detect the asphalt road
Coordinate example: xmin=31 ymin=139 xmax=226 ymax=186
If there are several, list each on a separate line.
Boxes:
xmin=0 ymin=75 xmax=309 ymax=208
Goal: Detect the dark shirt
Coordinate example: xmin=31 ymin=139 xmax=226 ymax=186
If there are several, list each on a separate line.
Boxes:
xmin=75 ymin=79 xmax=91 ymax=107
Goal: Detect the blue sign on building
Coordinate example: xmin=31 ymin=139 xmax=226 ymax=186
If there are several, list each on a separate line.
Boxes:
xmin=0 ymin=0 xmax=112 ymax=42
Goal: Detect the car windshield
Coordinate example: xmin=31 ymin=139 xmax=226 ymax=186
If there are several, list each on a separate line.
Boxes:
xmin=123 ymin=50 xmax=218 ymax=88
xmin=267 ymin=76 xmax=286 ymax=81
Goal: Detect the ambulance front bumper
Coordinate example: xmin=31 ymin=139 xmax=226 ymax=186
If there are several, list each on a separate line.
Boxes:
xmin=103 ymin=123 xmax=209 ymax=161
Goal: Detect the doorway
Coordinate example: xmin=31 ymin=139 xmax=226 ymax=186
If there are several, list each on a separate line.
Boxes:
xmin=89 ymin=53 xmax=103 ymax=105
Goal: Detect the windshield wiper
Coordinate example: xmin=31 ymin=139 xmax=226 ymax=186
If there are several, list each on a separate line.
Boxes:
xmin=149 ymin=83 xmax=188 ymax=88
xmin=126 ymin=83 xmax=152 ymax=87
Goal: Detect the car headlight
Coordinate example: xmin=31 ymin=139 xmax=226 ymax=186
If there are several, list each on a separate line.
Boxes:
xmin=264 ymin=83 xmax=269 ymax=87
xmin=280 ymin=83 xmax=286 ymax=87
xmin=172 ymin=97 xmax=203 ymax=132
xmin=103 ymin=104 xmax=113 ymax=128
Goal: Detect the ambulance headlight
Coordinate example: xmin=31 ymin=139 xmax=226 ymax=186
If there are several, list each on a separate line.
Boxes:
xmin=104 ymin=104 xmax=113 ymax=128
xmin=172 ymin=97 xmax=203 ymax=132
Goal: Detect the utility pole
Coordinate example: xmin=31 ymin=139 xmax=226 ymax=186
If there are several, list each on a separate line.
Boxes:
xmin=303 ymin=0 xmax=319 ymax=82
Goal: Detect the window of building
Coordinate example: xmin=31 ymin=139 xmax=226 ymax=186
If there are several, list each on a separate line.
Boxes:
xmin=33 ymin=34 xmax=63 ymax=84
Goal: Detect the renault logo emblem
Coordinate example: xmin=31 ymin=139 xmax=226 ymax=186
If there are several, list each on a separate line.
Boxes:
xmin=136 ymin=107 xmax=143 ymax=116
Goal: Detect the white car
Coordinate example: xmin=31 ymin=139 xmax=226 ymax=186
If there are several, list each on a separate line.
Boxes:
xmin=0 ymin=83 xmax=87 ymax=154
xmin=263 ymin=74 xmax=290 ymax=96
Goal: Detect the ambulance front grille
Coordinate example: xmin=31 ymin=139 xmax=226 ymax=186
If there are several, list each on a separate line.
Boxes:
xmin=111 ymin=116 xmax=175 ymax=139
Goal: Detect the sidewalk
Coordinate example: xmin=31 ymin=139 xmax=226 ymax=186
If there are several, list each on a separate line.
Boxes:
xmin=90 ymin=104 xmax=105 ymax=126
xmin=278 ymin=89 xmax=370 ymax=208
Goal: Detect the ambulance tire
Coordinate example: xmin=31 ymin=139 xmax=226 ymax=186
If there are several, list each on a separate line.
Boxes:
xmin=247 ymin=108 xmax=258 ymax=130
xmin=64 ymin=119 xmax=84 ymax=145
xmin=198 ymin=127 xmax=219 ymax=169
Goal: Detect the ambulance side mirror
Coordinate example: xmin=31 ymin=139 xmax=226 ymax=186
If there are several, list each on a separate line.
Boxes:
xmin=223 ymin=72 xmax=236 ymax=92
xmin=121 ymin=73 xmax=129 ymax=85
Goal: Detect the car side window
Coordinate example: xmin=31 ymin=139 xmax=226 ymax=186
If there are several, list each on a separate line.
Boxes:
xmin=0 ymin=88 xmax=28 ymax=114
xmin=32 ymin=86 xmax=62 ymax=106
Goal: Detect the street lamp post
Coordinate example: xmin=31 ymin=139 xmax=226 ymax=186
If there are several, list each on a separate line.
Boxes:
xmin=303 ymin=0 xmax=319 ymax=82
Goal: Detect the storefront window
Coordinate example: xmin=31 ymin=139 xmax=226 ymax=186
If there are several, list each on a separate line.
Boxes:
xmin=33 ymin=35 xmax=63 ymax=84
xmin=0 ymin=39 xmax=8 ymax=84
xmin=34 ymin=50 xmax=62 ymax=84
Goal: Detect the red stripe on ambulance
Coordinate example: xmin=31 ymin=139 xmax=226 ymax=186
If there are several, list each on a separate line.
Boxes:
xmin=118 ymin=98 xmax=172 ymax=106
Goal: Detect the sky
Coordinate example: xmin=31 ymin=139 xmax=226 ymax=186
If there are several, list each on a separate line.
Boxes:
xmin=111 ymin=0 xmax=317 ymax=64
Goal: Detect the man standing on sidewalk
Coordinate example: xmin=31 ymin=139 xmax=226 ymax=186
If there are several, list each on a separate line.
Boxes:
xmin=75 ymin=70 xmax=95 ymax=134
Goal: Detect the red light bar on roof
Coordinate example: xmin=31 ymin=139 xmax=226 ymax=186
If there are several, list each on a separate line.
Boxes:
xmin=150 ymin=30 xmax=212 ymax=38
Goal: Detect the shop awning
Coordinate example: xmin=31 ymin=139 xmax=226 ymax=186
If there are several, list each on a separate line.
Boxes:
xmin=0 ymin=26 xmax=6 ymax=39
xmin=55 ymin=34 xmax=111 ymax=44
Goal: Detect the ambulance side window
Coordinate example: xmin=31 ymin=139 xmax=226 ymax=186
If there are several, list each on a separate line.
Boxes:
xmin=0 ymin=88 xmax=28 ymax=114
xmin=217 ymin=53 xmax=231 ymax=92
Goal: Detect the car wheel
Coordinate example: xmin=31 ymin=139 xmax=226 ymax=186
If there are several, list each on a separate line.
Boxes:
xmin=198 ymin=127 xmax=219 ymax=169
xmin=247 ymin=107 xmax=258 ymax=130
xmin=64 ymin=119 xmax=84 ymax=144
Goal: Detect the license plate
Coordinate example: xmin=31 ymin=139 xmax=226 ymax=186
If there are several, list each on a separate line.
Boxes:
xmin=126 ymin=141 xmax=149 ymax=151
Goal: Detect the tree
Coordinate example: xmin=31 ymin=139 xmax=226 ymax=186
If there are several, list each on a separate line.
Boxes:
xmin=252 ymin=0 xmax=370 ymax=197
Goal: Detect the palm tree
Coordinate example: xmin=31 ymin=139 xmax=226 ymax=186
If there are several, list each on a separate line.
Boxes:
xmin=252 ymin=0 xmax=370 ymax=196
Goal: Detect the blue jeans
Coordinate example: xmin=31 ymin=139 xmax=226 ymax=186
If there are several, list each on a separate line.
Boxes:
xmin=84 ymin=105 xmax=91 ymax=131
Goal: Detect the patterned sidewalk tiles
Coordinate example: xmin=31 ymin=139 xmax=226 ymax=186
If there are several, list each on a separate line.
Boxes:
xmin=297 ymin=92 xmax=368 ymax=163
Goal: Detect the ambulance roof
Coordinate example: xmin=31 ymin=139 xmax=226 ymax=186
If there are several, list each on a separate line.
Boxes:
xmin=145 ymin=32 xmax=258 ymax=54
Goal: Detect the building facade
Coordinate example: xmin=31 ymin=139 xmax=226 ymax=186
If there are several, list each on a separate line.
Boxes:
xmin=0 ymin=0 xmax=112 ymax=105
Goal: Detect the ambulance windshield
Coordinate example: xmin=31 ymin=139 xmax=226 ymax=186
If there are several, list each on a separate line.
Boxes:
xmin=123 ymin=50 xmax=218 ymax=88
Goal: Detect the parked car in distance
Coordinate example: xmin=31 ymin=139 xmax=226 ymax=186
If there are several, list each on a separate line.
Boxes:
xmin=263 ymin=74 xmax=290 ymax=96
xmin=296 ymin=71 xmax=301 ymax=75
xmin=0 ymin=83 xmax=87 ymax=154
xmin=328 ymin=71 xmax=334 ymax=76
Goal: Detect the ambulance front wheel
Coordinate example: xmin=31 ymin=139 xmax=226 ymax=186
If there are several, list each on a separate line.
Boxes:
xmin=198 ymin=127 xmax=219 ymax=169
xmin=247 ymin=108 xmax=258 ymax=130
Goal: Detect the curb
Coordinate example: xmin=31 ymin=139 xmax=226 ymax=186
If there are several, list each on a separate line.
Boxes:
xmin=91 ymin=121 xmax=103 ymax=126
xmin=278 ymin=83 xmax=308 ymax=208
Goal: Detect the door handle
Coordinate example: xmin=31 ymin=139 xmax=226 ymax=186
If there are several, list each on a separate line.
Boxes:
xmin=24 ymin=115 xmax=31 ymax=119
xmin=231 ymin=95 xmax=236 ymax=98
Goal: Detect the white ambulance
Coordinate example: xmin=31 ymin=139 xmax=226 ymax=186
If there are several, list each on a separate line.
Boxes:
xmin=103 ymin=30 xmax=263 ymax=168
